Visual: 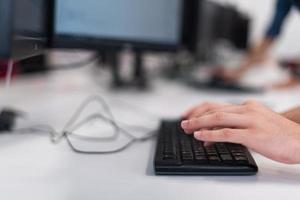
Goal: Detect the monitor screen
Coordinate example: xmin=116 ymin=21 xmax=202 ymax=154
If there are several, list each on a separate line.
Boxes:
xmin=52 ymin=0 xmax=183 ymax=50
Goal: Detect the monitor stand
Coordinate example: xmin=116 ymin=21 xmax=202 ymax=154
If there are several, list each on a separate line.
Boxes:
xmin=132 ymin=51 xmax=147 ymax=89
xmin=110 ymin=51 xmax=148 ymax=89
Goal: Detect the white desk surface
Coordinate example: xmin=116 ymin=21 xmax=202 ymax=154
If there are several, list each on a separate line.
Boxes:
xmin=0 ymin=62 xmax=300 ymax=200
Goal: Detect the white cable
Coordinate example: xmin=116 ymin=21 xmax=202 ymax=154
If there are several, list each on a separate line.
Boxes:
xmin=5 ymin=60 xmax=14 ymax=92
xmin=1 ymin=59 xmax=14 ymax=111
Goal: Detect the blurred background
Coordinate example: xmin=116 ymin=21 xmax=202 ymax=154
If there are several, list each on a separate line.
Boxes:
xmin=0 ymin=0 xmax=300 ymax=130
xmin=227 ymin=0 xmax=299 ymax=58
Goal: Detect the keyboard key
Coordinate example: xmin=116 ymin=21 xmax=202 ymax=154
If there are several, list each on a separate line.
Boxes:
xmin=208 ymin=156 xmax=221 ymax=164
xmin=163 ymin=154 xmax=176 ymax=160
xmin=207 ymin=152 xmax=218 ymax=156
xmin=234 ymin=156 xmax=248 ymax=164
xmin=231 ymin=150 xmax=244 ymax=154
xmin=195 ymin=152 xmax=206 ymax=156
xmin=232 ymin=153 xmax=246 ymax=157
xmin=182 ymin=155 xmax=194 ymax=162
xmin=218 ymin=149 xmax=230 ymax=154
xmin=163 ymin=151 xmax=175 ymax=156
xmin=220 ymin=154 xmax=233 ymax=163
xmin=195 ymin=156 xmax=208 ymax=163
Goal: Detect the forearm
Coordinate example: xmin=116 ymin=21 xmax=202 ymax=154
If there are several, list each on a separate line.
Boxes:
xmin=282 ymin=107 xmax=300 ymax=124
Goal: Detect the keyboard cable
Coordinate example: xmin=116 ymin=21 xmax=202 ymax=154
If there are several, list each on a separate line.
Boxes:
xmin=12 ymin=95 xmax=159 ymax=154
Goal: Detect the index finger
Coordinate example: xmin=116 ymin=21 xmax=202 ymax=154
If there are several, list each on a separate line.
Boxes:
xmin=183 ymin=102 xmax=230 ymax=119
xmin=181 ymin=112 xmax=250 ymax=133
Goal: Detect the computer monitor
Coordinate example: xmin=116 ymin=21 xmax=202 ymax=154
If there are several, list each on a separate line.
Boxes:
xmin=189 ymin=0 xmax=250 ymax=61
xmin=50 ymin=0 xmax=184 ymax=52
xmin=0 ymin=0 xmax=50 ymax=60
xmin=193 ymin=0 xmax=222 ymax=60
xmin=213 ymin=5 xmax=250 ymax=50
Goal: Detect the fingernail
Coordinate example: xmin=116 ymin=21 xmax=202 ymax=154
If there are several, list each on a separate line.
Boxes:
xmin=194 ymin=131 xmax=202 ymax=139
xmin=181 ymin=120 xmax=189 ymax=128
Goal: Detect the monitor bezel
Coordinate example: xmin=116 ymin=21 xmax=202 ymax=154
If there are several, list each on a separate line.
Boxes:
xmin=0 ymin=0 xmax=13 ymax=58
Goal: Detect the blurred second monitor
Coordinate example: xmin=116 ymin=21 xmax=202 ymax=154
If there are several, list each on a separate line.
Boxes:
xmin=189 ymin=0 xmax=250 ymax=61
xmin=0 ymin=0 xmax=49 ymax=60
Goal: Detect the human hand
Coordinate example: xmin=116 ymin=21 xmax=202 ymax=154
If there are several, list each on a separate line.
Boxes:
xmin=183 ymin=102 xmax=231 ymax=120
xmin=213 ymin=68 xmax=245 ymax=83
xmin=181 ymin=101 xmax=300 ymax=164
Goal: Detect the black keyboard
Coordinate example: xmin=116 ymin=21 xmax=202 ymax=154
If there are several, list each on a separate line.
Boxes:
xmin=186 ymin=77 xmax=263 ymax=93
xmin=154 ymin=120 xmax=258 ymax=175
